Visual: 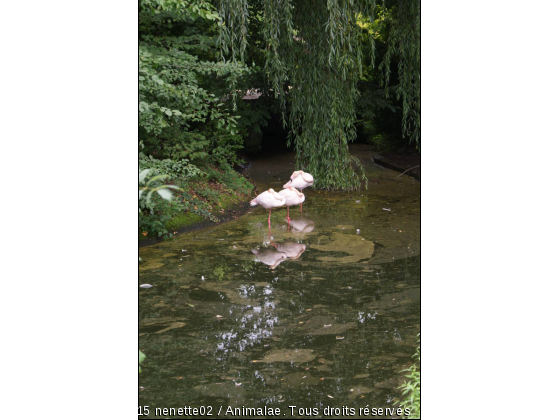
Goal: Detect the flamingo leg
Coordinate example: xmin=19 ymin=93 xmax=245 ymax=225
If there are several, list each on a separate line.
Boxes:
xmin=268 ymin=208 xmax=272 ymax=230
xmin=287 ymin=206 xmax=290 ymax=222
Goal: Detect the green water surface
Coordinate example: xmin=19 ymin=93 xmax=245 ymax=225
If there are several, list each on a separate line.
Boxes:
xmin=139 ymin=147 xmax=420 ymax=419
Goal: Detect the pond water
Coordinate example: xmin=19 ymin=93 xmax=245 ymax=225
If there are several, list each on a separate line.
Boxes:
xmin=139 ymin=146 xmax=420 ymax=419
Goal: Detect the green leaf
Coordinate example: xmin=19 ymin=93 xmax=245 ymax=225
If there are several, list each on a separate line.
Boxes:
xmin=157 ymin=188 xmax=173 ymax=200
xmin=139 ymin=169 xmax=151 ymax=184
xmin=146 ymin=174 xmax=169 ymax=185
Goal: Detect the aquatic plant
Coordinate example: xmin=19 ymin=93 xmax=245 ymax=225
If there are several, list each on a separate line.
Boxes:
xmin=139 ymin=350 xmax=146 ymax=373
xmin=395 ymin=333 xmax=420 ymax=418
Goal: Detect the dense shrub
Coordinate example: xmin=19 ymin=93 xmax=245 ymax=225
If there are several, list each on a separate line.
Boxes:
xmin=138 ymin=0 xmax=257 ymax=238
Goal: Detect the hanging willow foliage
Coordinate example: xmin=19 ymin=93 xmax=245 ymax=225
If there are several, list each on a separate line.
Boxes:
xmin=218 ymin=0 xmax=419 ymax=190
xmin=381 ymin=0 xmax=420 ymax=147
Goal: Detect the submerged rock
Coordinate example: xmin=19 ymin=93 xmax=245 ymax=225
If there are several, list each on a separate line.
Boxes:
xmin=253 ymin=349 xmax=316 ymax=364
xmin=194 ymin=382 xmax=246 ymax=399
xmin=139 ymin=261 xmax=165 ymax=271
xmin=297 ymin=315 xmax=357 ymax=336
xmin=155 ymin=322 xmax=186 ymax=334
xmin=348 ymin=386 xmax=373 ymax=400
xmin=312 ymin=232 xmax=374 ymax=263
xmin=281 ymin=372 xmax=320 ymax=387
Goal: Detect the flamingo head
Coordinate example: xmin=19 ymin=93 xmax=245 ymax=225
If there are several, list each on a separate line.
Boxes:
xmin=290 ymin=170 xmax=303 ymax=180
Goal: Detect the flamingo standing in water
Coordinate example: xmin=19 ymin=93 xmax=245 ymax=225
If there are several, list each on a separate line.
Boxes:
xmin=283 ymin=170 xmax=314 ymax=213
xmin=250 ymin=189 xmax=286 ymax=229
xmin=277 ymin=187 xmax=305 ymax=222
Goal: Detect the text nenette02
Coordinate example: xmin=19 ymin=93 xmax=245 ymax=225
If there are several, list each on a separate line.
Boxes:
xmin=138 ymin=406 xmax=282 ymax=417
xmin=138 ymin=405 xmax=412 ymax=417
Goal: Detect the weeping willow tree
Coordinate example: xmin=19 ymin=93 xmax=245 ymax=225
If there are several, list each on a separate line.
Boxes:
xmin=218 ymin=0 xmax=419 ymax=190
xmin=381 ymin=0 xmax=420 ymax=147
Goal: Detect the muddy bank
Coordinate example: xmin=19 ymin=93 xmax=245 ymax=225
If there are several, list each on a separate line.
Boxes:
xmin=139 ymin=201 xmax=252 ymax=248
xmin=371 ymin=150 xmax=420 ymax=180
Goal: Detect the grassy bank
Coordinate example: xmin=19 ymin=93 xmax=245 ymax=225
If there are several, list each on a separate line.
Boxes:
xmin=139 ymin=157 xmax=254 ymax=243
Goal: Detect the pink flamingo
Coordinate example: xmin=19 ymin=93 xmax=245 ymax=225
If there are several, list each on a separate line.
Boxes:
xmin=277 ymin=187 xmax=305 ymax=222
xmin=250 ymin=189 xmax=286 ymax=230
xmin=283 ymin=170 xmax=314 ymax=213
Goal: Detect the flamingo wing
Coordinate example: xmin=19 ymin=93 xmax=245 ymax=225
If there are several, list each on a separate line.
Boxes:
xmin=302 ymin=172 xmax=314 ymax=184
xmin=281 ymin=188 xmax=306 ymax=206
xmin=259 ymin=191 xmax=285 ymax=208
xmin=287 ymin=177 xmax=300 ymax=189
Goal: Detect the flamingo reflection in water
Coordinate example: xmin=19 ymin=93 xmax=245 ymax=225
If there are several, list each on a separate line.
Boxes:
xmin=271 ymin=242 xmax=306 ymax=260
xmin=251 ymin=241 xmax=307 ymax=269
xmin=251 ymin=248 xmax=288 ymax=270
xmin=285 ymin=217 xmax=315 ymax=233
